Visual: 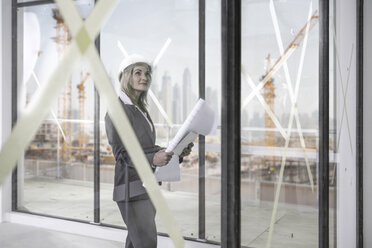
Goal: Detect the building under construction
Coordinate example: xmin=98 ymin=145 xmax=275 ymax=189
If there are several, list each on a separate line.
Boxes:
xmin=26 ymin=9 xmax=96 ymax=162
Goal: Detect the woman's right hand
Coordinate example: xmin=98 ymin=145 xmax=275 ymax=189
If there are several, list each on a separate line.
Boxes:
xmin=153 ymin=149 xmax=174 ymax=167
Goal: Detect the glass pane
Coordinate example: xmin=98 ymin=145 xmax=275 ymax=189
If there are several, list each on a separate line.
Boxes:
xmin=205 ymin=0 xmax=221 ymax=243
xmin=17 ymin=1 xmax=95 ymax=221
xmin=99 ymin=0 xmax=199 ymax=239
xmin=241 ymin=1 xmax=320 ymax=247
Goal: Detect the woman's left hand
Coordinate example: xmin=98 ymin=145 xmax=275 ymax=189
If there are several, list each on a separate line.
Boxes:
xmin=180 ymin=142 xmax=194 ymax=158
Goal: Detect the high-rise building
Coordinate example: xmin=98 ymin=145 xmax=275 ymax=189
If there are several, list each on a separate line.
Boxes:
xmin=182 ymin=68 xmax=192 ymax=120
xmin=172 ymin=83 xmax=181 ymax=124
xmin=206 ymin=86 xmax=220 ymax=124
xmin=161 ymin=71 xmax=173 ymax=123
xmin=148 ymin=70 xmax=160 ymax=123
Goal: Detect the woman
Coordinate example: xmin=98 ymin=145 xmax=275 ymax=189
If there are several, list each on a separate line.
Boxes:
xmin=105 ymin=54 xmax=193 ymax=248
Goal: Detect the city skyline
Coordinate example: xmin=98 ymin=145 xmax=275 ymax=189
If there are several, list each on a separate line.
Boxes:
xmin=22 ymin=0 xmax=323 ymax=133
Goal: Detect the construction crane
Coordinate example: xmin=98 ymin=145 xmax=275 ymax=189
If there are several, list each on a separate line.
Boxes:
xmin=77 ymin=72 xmax=90 ymax=147
xmin=52 ymin=9 xmax=72 ymax=161
xmin=263 ymin=54 xmax=275 ymax=147
xmin=261 ymin=11 xmax=319 ymax=147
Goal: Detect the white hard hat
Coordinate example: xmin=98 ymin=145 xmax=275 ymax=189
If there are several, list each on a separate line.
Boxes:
xmin=118 ymin=54 xmax=152 ymax=75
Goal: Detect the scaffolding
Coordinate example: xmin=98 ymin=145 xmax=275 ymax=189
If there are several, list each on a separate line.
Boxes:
xmin=263 ymin=54 xmax=275 ymax=147
xmin=52 ymin=9 xmax=72 ymax=161
xmin=77 ymin=72 xmax=90 ymax=147
xmin=261 ymin=11 xmax=319 ymax=148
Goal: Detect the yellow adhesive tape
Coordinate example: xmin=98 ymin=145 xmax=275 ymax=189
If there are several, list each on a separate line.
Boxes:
xmin=57 ymin=0 xmax=185 ymax=246
xmin=0 ymin=44 xmax=82 ymax=183
xmin=75 ymin=26 xmax=91 ymax=54
xmin=85 ymin=46 xmax=184 ymax=247
xmin=265 ymin=2 xmax=314 ymax=247
xmin=0 ymin=0 xmax=184 ymax=247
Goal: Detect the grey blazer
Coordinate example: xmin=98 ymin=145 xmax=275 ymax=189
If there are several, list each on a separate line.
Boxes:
xmin=105 ymin=99 xmax=162 ymax=202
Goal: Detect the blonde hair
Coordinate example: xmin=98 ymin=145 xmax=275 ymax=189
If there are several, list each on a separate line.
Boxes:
xmin=119 ymin=62 xmax=152 ymax=112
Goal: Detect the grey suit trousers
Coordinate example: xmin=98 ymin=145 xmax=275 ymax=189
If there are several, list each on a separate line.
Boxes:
xmin=117 ymin=199 xmax=157 ymax=248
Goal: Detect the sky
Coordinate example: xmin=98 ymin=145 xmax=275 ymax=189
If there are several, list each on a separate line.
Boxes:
xmin=21 ymin=0 xmax=325 ymax=126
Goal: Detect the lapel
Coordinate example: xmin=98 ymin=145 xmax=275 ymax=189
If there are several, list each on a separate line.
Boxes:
xmin=119 ymin=97 xmax=156 ymax=144
xmin=146 ymin=111 xmax=156 ymax=143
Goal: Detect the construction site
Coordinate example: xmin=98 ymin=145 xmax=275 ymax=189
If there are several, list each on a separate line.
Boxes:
xmin=25 ymin=9 xmax=98 ymax=164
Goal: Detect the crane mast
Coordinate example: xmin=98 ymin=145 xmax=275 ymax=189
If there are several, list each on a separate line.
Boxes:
xmin=52 ymin=9 xmax=72 ymax=161
xmin=77 ymin=72 xmax=90 ymax=147
xmin=261 ymin=11 xmax=319 ymax=147
xmin=263 ymin=54 xmax=275 ymax=147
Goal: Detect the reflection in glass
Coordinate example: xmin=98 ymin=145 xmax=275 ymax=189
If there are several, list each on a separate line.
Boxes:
xmin=240 ymin=1 xmax=325 ymax=247
xmin=18 ymin=2 xmax=96 ymax=221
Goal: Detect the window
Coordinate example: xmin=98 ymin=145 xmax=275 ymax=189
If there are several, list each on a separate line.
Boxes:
xmin=16 ymin=1 xmax=95 ymax=221
xmin=11 ymin=0 xmax=340 ymax=247
xmin=241 ymin=1 xmax=322 ymax=247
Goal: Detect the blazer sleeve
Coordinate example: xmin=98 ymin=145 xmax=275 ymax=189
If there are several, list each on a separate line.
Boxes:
xmin=105 ymin=112 xmax=162 ymax=168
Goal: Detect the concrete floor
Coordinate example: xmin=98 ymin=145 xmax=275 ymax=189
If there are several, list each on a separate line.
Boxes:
xmin=9 ymin=177 xmax=334 ymax=247
xmin=0 ymin=221 xmax=221 ymax=248
xmin=0 ymin=222 xmax=123 ymax=248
